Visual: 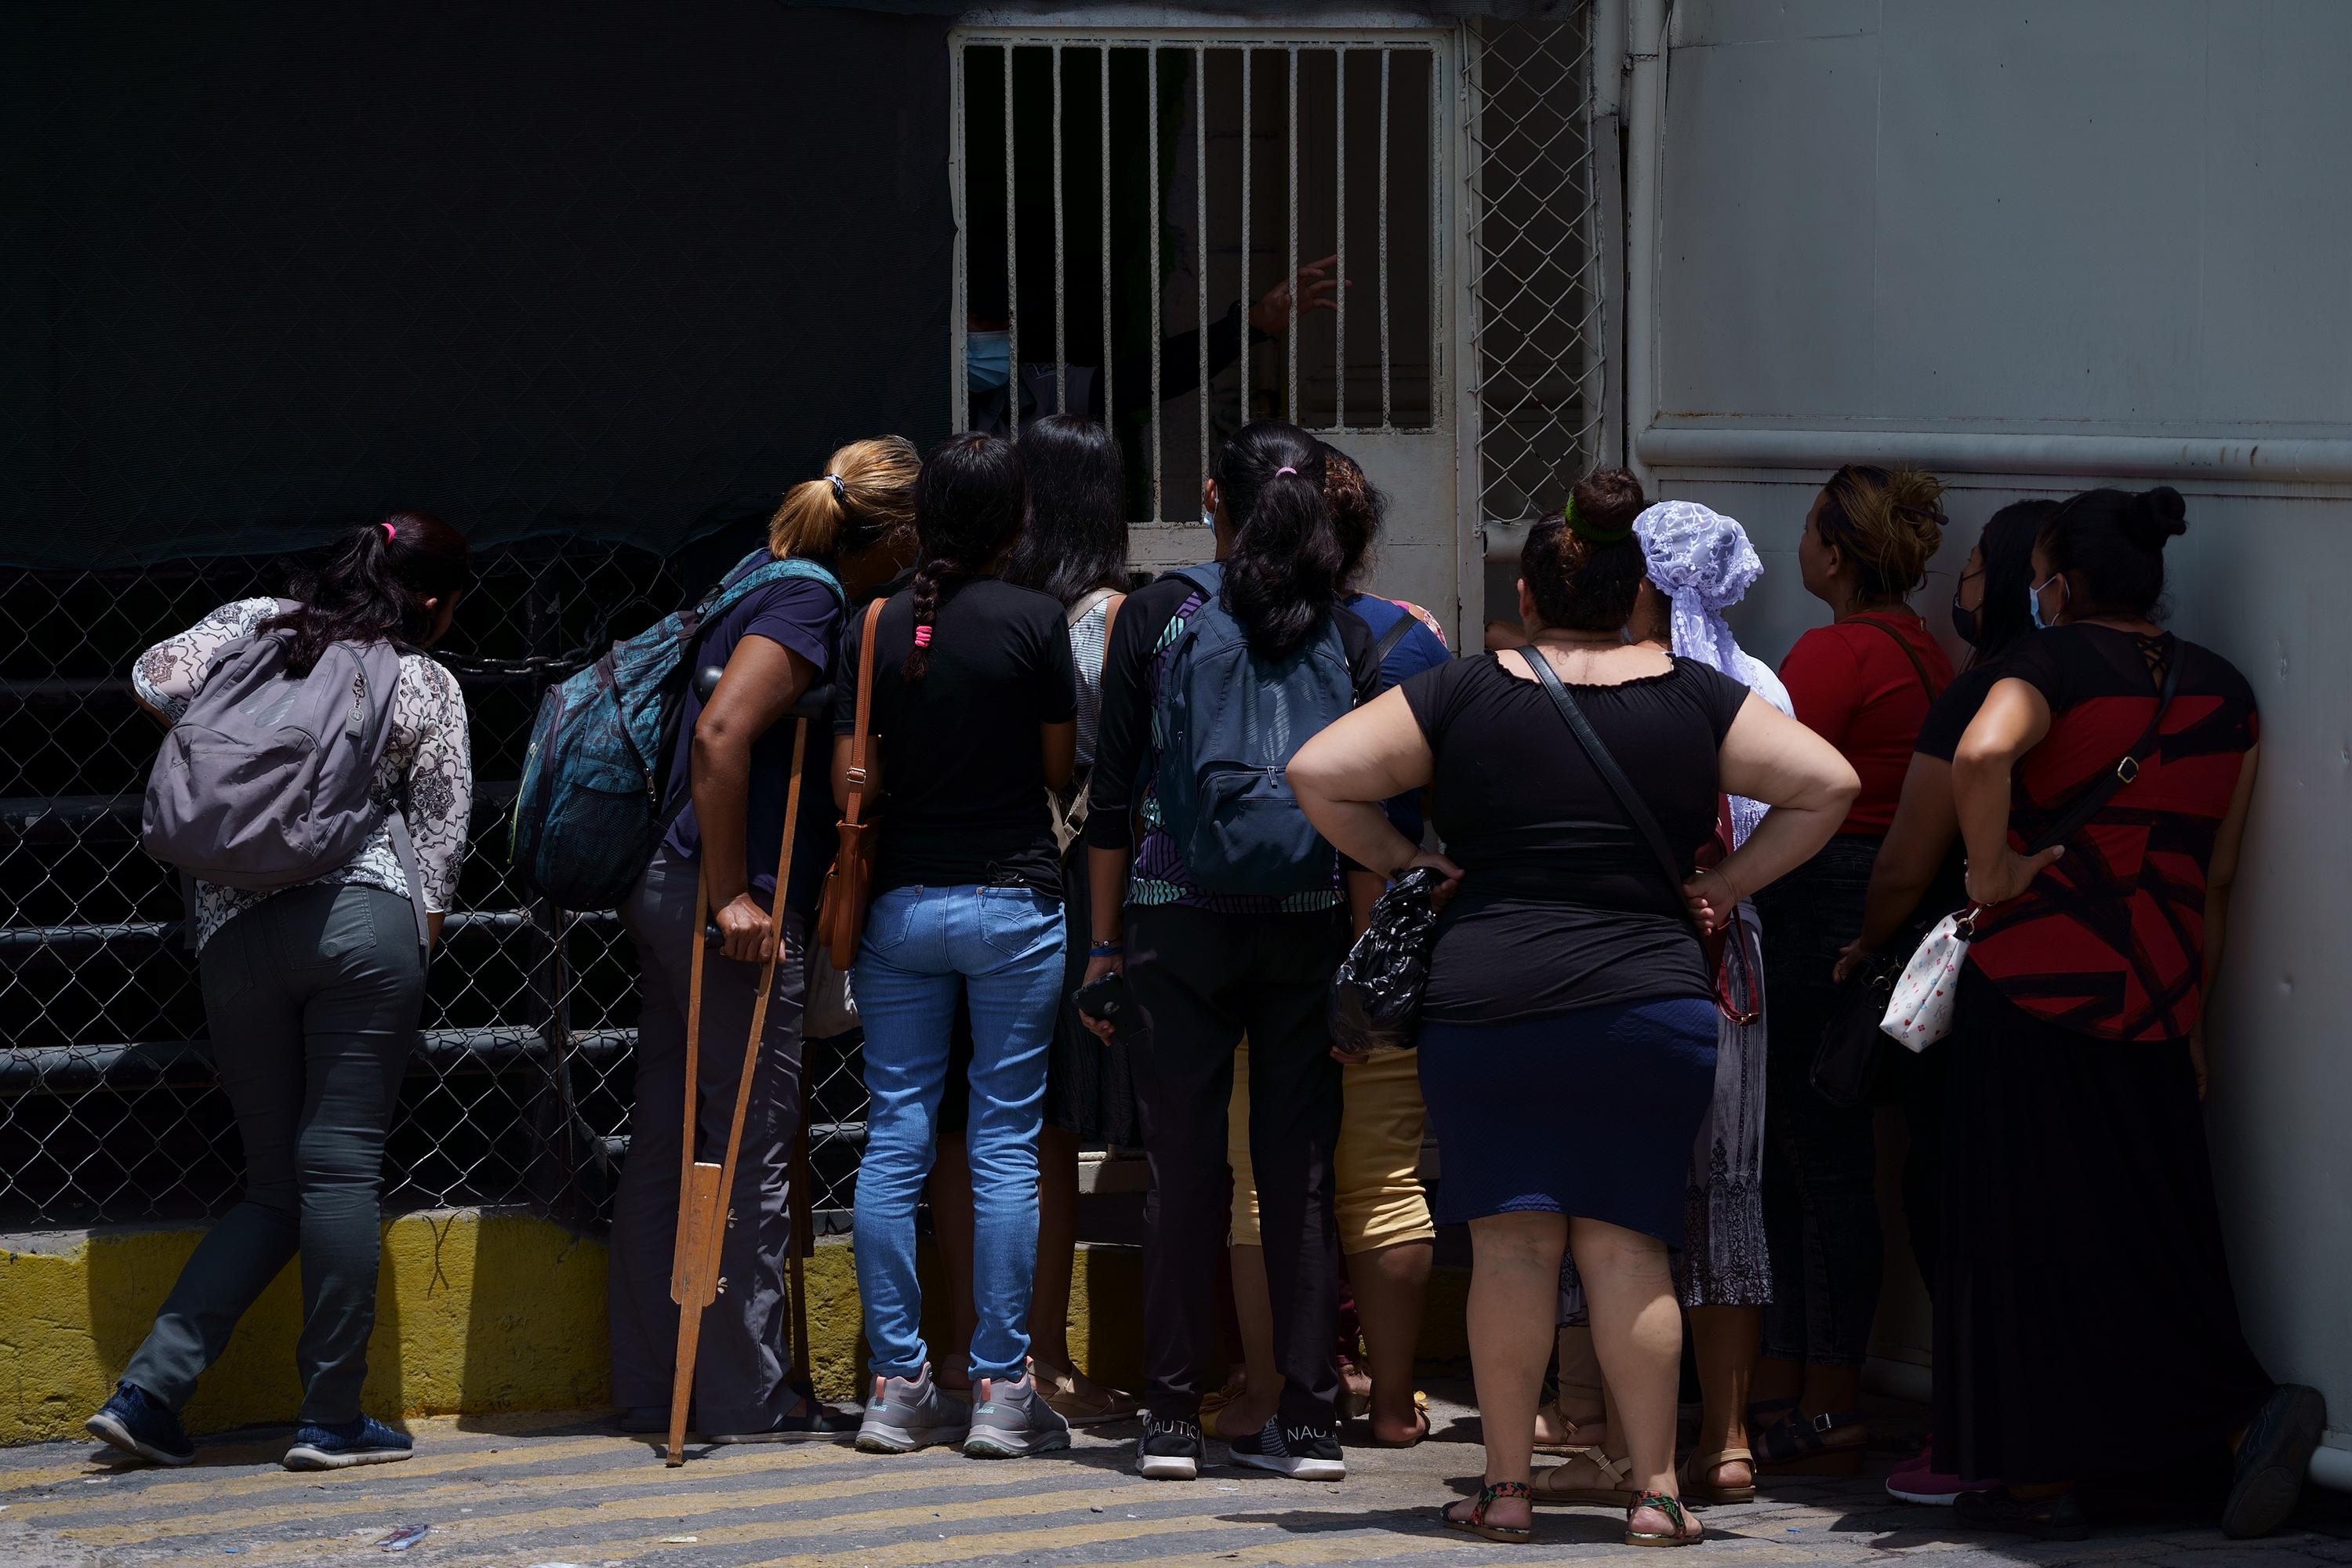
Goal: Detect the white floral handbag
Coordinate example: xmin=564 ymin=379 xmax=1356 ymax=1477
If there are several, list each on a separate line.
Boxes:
xmin=1879 ymin=908 xmax=1979 ymax=1051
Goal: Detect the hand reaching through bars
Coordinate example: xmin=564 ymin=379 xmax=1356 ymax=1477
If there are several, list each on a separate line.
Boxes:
xmin=1248 ymin=254 xmax=1348 ymax=336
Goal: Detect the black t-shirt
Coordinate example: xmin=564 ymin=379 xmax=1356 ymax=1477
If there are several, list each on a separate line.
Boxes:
xmin=1402 ymin=652 xmax=1751 ymax=1024
xmin=833 ymin=576 xmax=1079 ymax=897
xmin=661 ymin=569 xmax=843 ymax=916
xmin=1913 ymin=659 xmax=2007 ymax=762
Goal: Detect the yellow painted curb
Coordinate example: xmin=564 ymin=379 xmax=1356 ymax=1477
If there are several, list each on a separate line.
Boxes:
xmin=2 ymin=1209 xmax=1460 ymax=1444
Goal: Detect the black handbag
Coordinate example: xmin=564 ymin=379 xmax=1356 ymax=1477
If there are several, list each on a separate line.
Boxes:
xmin=1809 ymin=644 xmax=2181 ymax=1106
xmin=1327 ymin=866 xmax=1444 ymax=1055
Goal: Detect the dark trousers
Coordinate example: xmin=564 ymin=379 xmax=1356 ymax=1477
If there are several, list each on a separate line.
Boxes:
xmin=1125 ymin=902 xmax=1348 ymax=1428
xmin=1755 ymin=837 xmax=1883 ymax=1367
xmin=610 ymin=849 xmax=805 ymax=1432
xmin=123 ymin=885 xmax=423 ymax=1424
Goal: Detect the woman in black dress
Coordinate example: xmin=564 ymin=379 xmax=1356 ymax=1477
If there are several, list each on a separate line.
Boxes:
xmin=1290 ymin=480 xmax=1857 ymax=1547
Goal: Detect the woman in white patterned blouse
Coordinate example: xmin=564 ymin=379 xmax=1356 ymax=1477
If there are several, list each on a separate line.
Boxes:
xmin=89 ymin=512 xmax=472 ymax=1473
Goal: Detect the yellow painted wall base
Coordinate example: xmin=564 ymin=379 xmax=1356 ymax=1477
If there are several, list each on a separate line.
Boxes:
xmin=2 ymin=1210 xmax=1469 ymax=1445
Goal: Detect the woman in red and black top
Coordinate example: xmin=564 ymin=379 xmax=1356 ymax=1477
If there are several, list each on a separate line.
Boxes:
xmin=1944 ymin=487 xmax=2318 ymax=1542
xmin=1751 ymin=464 xmax=1949 ymax=1471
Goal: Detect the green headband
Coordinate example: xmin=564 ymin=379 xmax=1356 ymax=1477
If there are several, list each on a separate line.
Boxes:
xmin=1564 ymin=496 xmax=1634 ymax=546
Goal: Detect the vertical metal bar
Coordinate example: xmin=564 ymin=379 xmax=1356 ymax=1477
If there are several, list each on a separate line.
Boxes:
xmin=1334 ymin=47 xmax=1346 ymax=429
xmin=950 ymin=42 xmax=970 ymax=433
xmin=1287 ymin=45 xmax=1299 ymax=425
xmin=1101 ymin=45 xmax=1113 ymax=440
xmin=1196 ymin=45 xmax=1208 ymax=497
xmin=1379 ymin=48 xmax=1392 ymax=430
xmin=1004 ymin=45 xmax=1019 ymax=437
xmin=1053 ymin=42 xmax=1066 ymax=413
xmin=1149 ymin=44 xmax=1162 ymax=520
xmin=1240 ymin=48 xmax=1251 ymax=434
xmin=1430 ymin=43 xmax=1440 ymax=437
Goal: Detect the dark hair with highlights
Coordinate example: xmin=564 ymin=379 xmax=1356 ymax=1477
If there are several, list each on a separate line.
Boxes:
xmin=1815 ymin=463 xmax=1945 ymax=597
xmin=262 ymin=512 xmax=472 ymax=676
xmin=1215 ymin=421 xmax=1345 ymax=658
xmin=2036 ymin=485 xmax=2188 ymax=622
xmin=1521 ymin=469 xmax=1646 ymax=633
xmin=905 ymin=434 xmax=1028 ymax=681
xmin=1004 ymin=416 xmax=1128 ymax=609
xmin=1322 ymin=443 xmax=1388 ymax=587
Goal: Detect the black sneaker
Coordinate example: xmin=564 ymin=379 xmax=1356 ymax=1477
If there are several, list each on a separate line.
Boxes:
xmin=283 ymin=1414 xmax=413 ymax=1470
xmin=85 ymin=1382 xmax=193 ymax=1467
xmin=1229 ymin=1415 xmax=1346 ymax=1481
xmin=2223 ymin=1384 xmax=2325 ymax=1540
xmin=1135 ymin=1413 xmax=1206 ymax=1480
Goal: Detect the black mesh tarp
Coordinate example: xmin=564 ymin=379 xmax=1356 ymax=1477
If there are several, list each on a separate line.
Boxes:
xmin=2 ymin=2 xmax=953 ymax=568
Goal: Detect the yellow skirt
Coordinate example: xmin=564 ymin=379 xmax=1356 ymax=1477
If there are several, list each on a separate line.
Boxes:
xmin=1227 ymin=1040 xmax=1435 ymax=1252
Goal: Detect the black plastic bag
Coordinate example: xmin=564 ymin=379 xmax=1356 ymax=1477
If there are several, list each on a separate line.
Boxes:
xmin=1327 ymin=866 xmax=1443 ymax=1056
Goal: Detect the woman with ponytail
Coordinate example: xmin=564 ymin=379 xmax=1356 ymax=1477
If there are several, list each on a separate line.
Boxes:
xmin=1081 ymin=419 xmax=1388 ymax=1484
xmin=1936 ymin=488 xmax=2317 ymax=1542
xmin=830 ymin=431 xmax=1081 ymax=1459
xmin=608 ymin=437 xmax=916 ymax=1445
xmin=95 ymin=514 xmax=474 ymax=1470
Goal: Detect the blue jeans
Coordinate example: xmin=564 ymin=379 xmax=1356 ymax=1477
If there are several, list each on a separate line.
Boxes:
xmin=853 ymin=884 xmax=1065 ymax=1382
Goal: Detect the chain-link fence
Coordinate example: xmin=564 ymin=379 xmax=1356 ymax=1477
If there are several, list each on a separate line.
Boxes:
xmin=0 ymin=544 xmax=873 ymax=1235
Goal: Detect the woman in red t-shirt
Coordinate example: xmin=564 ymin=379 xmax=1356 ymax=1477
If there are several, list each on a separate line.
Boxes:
xmin=1943 ymin=488 xmax=2316 ymax=1542
xmin=1751 ymin=465 xmax=1949 ymax=1472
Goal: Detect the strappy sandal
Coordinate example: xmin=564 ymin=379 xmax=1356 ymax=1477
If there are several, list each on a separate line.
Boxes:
xmin=1678 ymin=1446 xmax=1755 ymax=1504
xmin=1439 ymin=1479 xmax=1535 ymax=1544
xmin=1625 ymin=1490 xmax=1703 ymax=1548
xmin=1365 ymin=1391 xmax=1432 ymax=1449
xmin=1534 ymin=1403 xmax=1611 ymax=1456
xmin=1530 ymin=1448 xmax=1635 ymax=1506
xmin=1755 ymin=1407 xmax=1869 ymax=1475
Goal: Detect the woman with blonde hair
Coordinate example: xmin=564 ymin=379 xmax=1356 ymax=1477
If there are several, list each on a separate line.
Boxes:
xmin=1751 ymin=463 xmax=1948 ymax=1472
xmin=607 ymin=436 xmax=919 ymax=1442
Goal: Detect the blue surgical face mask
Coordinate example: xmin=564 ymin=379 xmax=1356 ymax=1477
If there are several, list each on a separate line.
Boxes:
xmin=966 ymin=331 xmax=1011 ymax=393
xmin=2028 ymin=572 xmax=2065 ymax=630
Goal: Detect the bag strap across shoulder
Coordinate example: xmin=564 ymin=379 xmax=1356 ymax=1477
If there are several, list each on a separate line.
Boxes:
xmin=1848 ymin=614 xmax=1944 ymax=702
xmin=841 ymin=600 xmax=885 ymax=828
xmin=2023 ymin=638 xmax=2180 ymax=856
xmin=1519 ymin=648 xmax=1704 ymax=938
xmin=1370 ymin=609 xmax=1417 ymax=666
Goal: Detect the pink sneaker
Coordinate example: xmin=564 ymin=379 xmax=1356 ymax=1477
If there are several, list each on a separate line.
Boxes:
xmin=1886 ymin=1448 xmax=1996 ymax=1505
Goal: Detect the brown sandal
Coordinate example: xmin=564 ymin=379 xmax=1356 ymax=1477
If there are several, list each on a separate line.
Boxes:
xmin=1531 ymin=1449 xmax=1635 ymax=1506
xmin=1441 ymin=1480 xmax=1535 ymax=1544
xmin=1534 ymin=1403 xmax=1610 ymax=1456
xmin=1678 ymin=1446 xmax=1755 ymax=1504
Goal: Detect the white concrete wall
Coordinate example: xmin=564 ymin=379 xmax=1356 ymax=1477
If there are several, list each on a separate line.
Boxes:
xmin=1633 ymin=0 xmax=2352 ymax=1439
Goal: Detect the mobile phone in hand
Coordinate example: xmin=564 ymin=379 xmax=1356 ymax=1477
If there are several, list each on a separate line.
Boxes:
xmin=1072 ymin=971 xmax=1149 ymax=1045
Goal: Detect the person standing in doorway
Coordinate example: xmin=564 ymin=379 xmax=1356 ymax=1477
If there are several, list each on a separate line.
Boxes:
xmin=92 ymin=514 xmax=473 ymax=1471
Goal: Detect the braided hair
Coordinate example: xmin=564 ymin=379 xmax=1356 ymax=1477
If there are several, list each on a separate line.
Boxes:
xmin=904 ymin=432 xmax=1028 ymax=681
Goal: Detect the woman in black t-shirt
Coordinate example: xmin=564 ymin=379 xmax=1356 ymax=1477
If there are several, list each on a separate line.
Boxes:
xmin=1290 ymin=495 xmax=1856 ymax=1548
xmin=831 ymin=434 xmax=1080 ymax=1458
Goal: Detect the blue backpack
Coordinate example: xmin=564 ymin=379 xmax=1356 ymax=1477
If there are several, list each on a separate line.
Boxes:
xmin=1152 ymin=562 xmax=1357 ymax=897
xmin=510 ymin=551 xmax=844 ymax=909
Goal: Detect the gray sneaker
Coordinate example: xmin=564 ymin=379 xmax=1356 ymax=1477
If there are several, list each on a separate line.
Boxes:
xmin=856 ymin=1364 xmax=971 ymax=1454
xmin=963 ymin=1371 xmax=1073 ymax=1459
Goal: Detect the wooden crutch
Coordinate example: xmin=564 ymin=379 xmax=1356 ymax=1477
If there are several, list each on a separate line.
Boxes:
xmin=666 ymin=713 xmax=809 ymax=1466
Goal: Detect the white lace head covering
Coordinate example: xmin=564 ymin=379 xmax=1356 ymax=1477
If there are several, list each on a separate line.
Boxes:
xmin=1633 ymin=499 xmax=1792 ymax=847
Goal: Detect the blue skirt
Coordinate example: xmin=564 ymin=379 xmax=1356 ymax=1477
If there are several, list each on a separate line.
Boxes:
xmin=1418 ymin=997 xmax=1719 ymax=1245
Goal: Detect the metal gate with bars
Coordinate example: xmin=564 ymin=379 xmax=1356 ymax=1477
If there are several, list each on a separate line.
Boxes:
xmin=2 ymin=11 xmax=1605 ymax=1240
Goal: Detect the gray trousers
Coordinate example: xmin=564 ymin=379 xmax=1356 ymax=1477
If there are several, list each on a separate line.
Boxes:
xmin=124 ymin=884 xmax=423 ymax=1424
xmin=611 ymin=849 xmax=804 ymax=1431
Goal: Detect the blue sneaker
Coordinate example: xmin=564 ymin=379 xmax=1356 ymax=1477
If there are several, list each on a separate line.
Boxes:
xmin=283 ymin=1414 xmax=414 ymax=1471
xmin=85 ymin=1382 xmax=194 ymax=1467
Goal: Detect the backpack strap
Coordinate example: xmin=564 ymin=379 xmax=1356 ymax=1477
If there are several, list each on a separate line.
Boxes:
xmin=385 ymin=808 xmax=433 ymax=956
xmin=841 ymin=600 xmax=885 ymax=833
xmin=1370 ymin=610 xmax=1417 ymax=666
xmin=1520 ymin=648 xmax=1706 ymax=941
xmin=1848 ymin=615 xmax=1944 ymax=702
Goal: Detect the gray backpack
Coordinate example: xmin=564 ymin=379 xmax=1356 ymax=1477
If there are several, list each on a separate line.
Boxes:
xmin=141 ymin=601 xmax=430 ymax=944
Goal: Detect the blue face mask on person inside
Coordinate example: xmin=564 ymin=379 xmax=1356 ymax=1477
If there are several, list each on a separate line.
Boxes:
xmin=2028 ymin=573 xmax=2065 ymax=630
xmin=967 ymin=331 xmax=1011 ymax=392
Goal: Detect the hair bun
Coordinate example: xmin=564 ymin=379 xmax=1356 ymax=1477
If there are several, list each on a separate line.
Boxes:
xmin=2132 ymin=485 xmax=2189 ymax=546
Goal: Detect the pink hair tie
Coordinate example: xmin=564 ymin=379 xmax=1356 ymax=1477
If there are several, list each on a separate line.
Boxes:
xmin=383 ymin=521 xmax=397 ymax=541
xmin=912 ymin=626 xmax=933 ymax=649
xmin=1275 ymin=466 xmax=1298 ymax=477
